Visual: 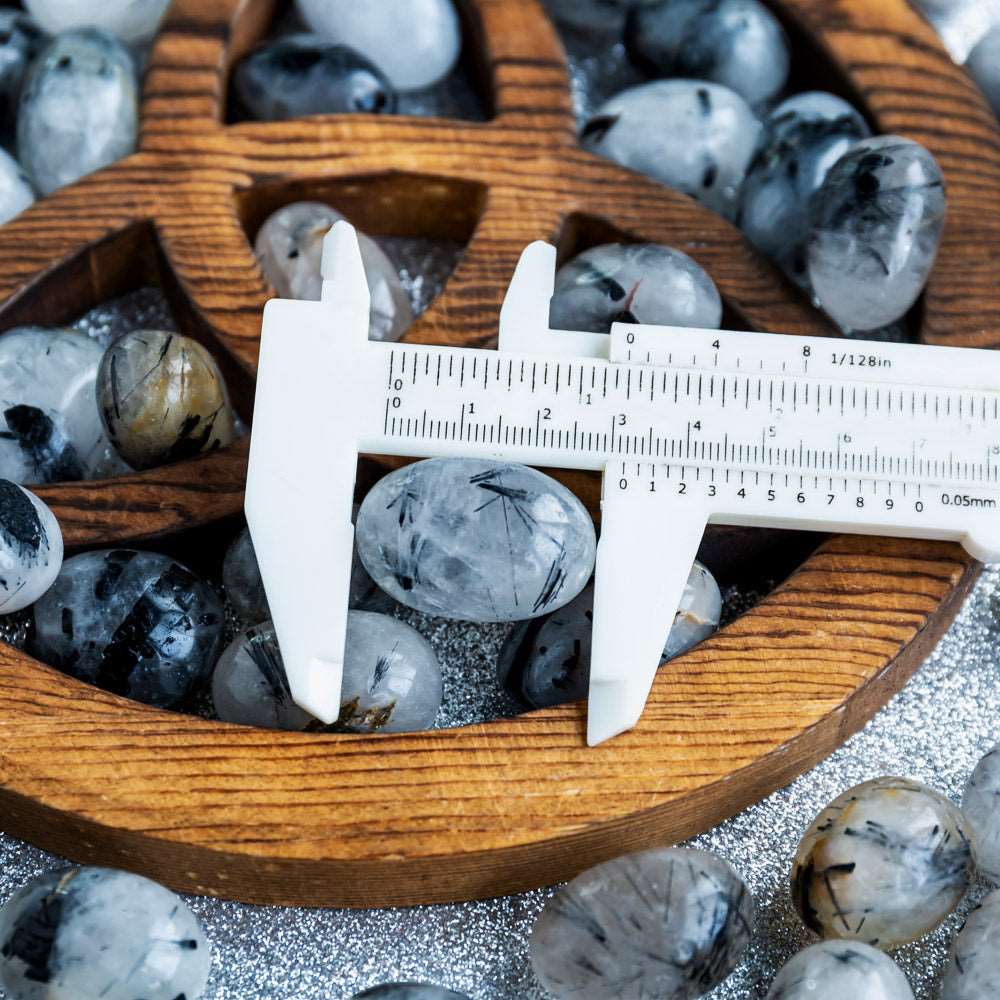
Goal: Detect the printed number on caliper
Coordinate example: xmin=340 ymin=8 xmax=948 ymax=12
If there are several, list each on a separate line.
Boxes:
xmin=246 ymin=223 xmax=1000 ymax=746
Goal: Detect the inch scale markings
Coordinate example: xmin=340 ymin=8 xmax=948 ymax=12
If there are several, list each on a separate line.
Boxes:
xmin=246 ymin=225 xmax=1000 ymax=746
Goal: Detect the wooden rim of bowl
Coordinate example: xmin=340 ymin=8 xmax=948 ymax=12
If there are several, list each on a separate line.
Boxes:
xmin=0 ymin=0 xmax=993 ymax=907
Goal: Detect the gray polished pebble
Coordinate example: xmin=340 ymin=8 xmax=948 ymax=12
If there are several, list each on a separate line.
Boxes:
xmin=499 ymin=561 xmax=721 ymax=708
xmin=581 ymin=80 xmax=762 ymax=220
xmin=31 ymin=549 xmax=224 ymax=709
xmin=0 ymin=866 xmax=210 ymax=1000
xmin=531 ymin=847 xmax=753 ymax=1000
xmin=234 ymin=34 xmax=396 ymax=121
xmin=0 ymin=147 xmax=34 ymax=225
xmin=542 ymin=0 xmax=660 ymax=35
xmin=941 ymin=888 xmax=1000 ymax=1000
xmin=256 ymin=201 xmax=413 ymax=341
xmin=908 ymin=0 xmax=1000 ymax=62
xmin=740 ymin=91 xmax=870 ymax=284
xmin=962 ymin=744 xmax=1000 ymax=881
xmin=807 ymin=136 xmax=946 ymax=332
xmin=626 ymin=0 xmax=791 ymax=107
xmin=550 ymin=242 xmax=722 ymax=333
xmin=356 ymin=459 xmax=596 ymax=623
xmin=212 ymin=621 xmax=316 ymax=731
xmin=336 ymin=610 xmax=443 ymax=733
xmin=354 ymin=987 xmax=470 ymax=1000
xmin=967 ymin=26 xmax=1000 ymax=118
xmin=792 ymin=777 xmax=973 ymax=949
xmin=23 ymin=0 xmax=169 ymax=45
xmin=0 ymin=480 xmax=62 ymax=614
xmin=294 ymin=0 xmax=461 ymax=91
xmin=17 ymin=28 xmax=137 ymax=196
xmin=765 ymin=941 xmax=914 ymax=1000
xmin=0 ymin=326 xmax=129 ymax=484
xmin=0 ymin=9 xmax=45 ymax=145
xmin=97 ymin=329 xmax=238 ymax=470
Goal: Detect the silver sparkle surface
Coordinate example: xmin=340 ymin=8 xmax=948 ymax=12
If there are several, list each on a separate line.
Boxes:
xmin=1 ymin=565 xmax=998 ymax=999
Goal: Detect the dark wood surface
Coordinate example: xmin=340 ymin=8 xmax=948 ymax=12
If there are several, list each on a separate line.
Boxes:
xmin=0 ymin=0 xmax=994 ymax=906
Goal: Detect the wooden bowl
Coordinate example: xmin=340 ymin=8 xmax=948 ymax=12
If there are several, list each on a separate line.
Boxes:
xmin=0 ymin=0 xmax=995 ymax=908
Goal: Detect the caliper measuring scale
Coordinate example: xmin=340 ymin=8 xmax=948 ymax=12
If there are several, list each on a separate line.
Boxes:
xmin=246 ymin=223 xmax=1000 ymax=746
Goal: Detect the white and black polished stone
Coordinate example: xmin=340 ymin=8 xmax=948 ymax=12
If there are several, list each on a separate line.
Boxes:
xmin=0 ymin=480 xmax=62 ymax=615
xmin=765 ymin=941 xmax=914 ymax=1000
xmin=941 ymin=888 xmax=1000 ymax=1000
xmin=962 ymin=743 xmax=1000 ymax=882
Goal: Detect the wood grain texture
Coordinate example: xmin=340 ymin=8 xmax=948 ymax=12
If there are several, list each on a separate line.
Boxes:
xmin=0 ymin=0 xmax=994 ymax=906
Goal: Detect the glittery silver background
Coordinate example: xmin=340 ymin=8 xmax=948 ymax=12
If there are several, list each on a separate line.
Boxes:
xmin=4 ymin=4 xmax=1000 ymax=997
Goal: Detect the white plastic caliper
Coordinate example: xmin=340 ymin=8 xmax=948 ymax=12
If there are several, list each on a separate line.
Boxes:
xmin=246 ymin=222 xmax=1000 ymax=745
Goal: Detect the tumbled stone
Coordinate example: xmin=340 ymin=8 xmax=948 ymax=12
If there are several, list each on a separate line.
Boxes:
xmin=32 ymin=549 xmax=224 ymax=708
xmin=233 ymin=34 xmax=397 ymax=121
xmin=356 ymin=459 xmax=596 ymax=623
xmin=531 ymin=847 xmax=753 ymax=1000
xmin=354 ymin=987 xmax=470 ymax=1000
xmin=807 ymin=136 xmax=946 ymax=332
xmin=0 ymin=480 xmax=62 ymax=614
xmin=0 ymin=326 xmax=130 ymax=484
xmin=792 ymin=777 xmax=972 ymax=949
xmin=581 ymin=80 xmax=762 ymax=220
xmin=765 ymin=941 xmax=914 ymax=1000
xmin=627 ymin=0 xmax=790 ymax=107
xmin=740 ymin=91 xmax=870 ymax=283
xmin=97 ymin=329 xmax=238 ymax=470
xmin=0 ymin=9 xmax=45 ymax=145
xmin=967 ymin=26 xmax=1000 ymax=119
xmin=0 ymin=147 xmax=34 ymax=225
xmin=550 ymin=242 xmax=722 ymax=333
xmin=222 ymin=518 xmax=389 ymax=626
xmin=542 ymin=0 xmax=660 ymax=35
xmin=23 ymin=0 xmax=170 ymax=45
xmin=295 ymin=0 xmax=461 ymax=91
xmin=962 ymin=743 xmax=1000 ymax=882
xmin=499 ymin=561 xmax=721 ymax=708
xmin=336 ymin=610 xmax=442 ymax=732
xmin=17 ymin=28 xmax=138 ymax=196
xmin=941 ymin=888 xmax=1000 ymax=1000
xmin=0 ymin=866 xmax=211 ymax=1000
xmin=212 ymin=621 xmax=316 ymax=731
xmin=255 ymin=201 xmax=413 ymax=341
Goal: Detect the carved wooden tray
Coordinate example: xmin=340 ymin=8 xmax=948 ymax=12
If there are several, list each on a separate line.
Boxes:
xmin=0 ymin=0 xmax=995 ymax=908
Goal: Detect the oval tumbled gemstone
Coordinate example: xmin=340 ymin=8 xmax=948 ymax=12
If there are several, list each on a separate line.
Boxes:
xmin=807 ymin=136 xmax=946 ymax=332
xmin=356 ymin=458 xmax=596 ymax=622
xmin=550 ymin=243 xmax=722 ymax=334
xmin=581 ymin=80 xmax=762 ymax=221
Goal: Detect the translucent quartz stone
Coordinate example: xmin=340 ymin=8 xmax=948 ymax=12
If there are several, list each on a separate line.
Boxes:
xmin=222 ymin=519 xmax=388 ymax=626
xmin=255 ymin=201 xmax=413 ymax=341
xmin=807 ymin=136 xmax=946 ymax=332
xmin=0 ymin=866 xmax=211 ymax=1000
xmin=212 ymin=621 xmax=316 ymax=731
xmin=961 ymin=743 xmax=1000 ymax=881
xmin=0 ymin=326 xmax=130 ymax=484
xmin=941 ymin=888 xmax=1000 ymax=1000
xmin=765 ymin=941 xmax=914 ymax=1000
xmin=909 ymin=0 xmax=1000 ymax=62
xmin=294 ymin=0 xmax=461 ymax=91
xmin=0 ymin=480 xmax=62 ymax=614
xmin=541 ymin=0 xmax=660 ymax=35
xmin=967 ymin=26 xmax=1000 ymax=118
xmin=626 ymin=0 xmax=791 ymax=107
xmin=97 ymin=330 xmax=238 ymax=470
xmin=549 ymin=242 xmax=722 ymax=334
xmin=792 ymin=777 xmax=972 ymax=949
xmin=233 ymin=34 xmax=397 ymax=121
xmin=17 ymin=28 xmax=137 ymax=196
xmin=356 ymin=458 xmax=597 ymax=623
xmin=499 ymin=561 xmax=721 ymax=709
xmin=32 ymin=549 xmax=224 ymax=708
xmin=531 ymin=847 xmax=753 ymax=1000
xmin=581 ymin=80 xmax=762 ymax=220
xmin=353 ymin=987 xmax=470 ymax=1000
xmin=23 ymin=0 xmax=170 ymax=45
xmin=740 ymin=91 xmax=870 ymax=284
xmin=0 ymin=147 xmax=34 ymax=225
xmin=0 ymin=10 xmax=45 ymax=145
